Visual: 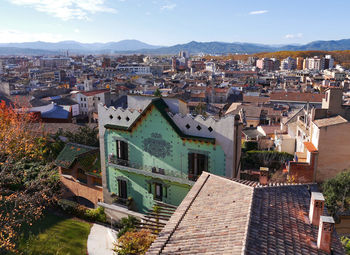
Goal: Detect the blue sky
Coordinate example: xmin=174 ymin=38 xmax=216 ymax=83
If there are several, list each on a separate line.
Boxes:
xmin=1 ymin=0 xmax=350 ymax=45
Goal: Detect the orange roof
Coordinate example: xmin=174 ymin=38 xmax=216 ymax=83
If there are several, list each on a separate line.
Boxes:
xmin=304 ymin=142 xmax=318 ymax=152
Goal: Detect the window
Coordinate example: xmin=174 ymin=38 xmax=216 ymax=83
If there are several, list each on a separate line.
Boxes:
xmin=155 ymin=183 xmax=163 ymax=201
xmin=77 ymin=168 xmax=87 ymax=184
xmin=98 ymin=97 xmax=100 ymax=101
xmin=116 ymin=140 xmax=128 ymax=166
xmin=94 ymin=177 xmax=102 ymax=187
xmin=118 ymin=179 xmax=127 ymax=199
xmin=188 ymin=153 xmax=208 ymax=181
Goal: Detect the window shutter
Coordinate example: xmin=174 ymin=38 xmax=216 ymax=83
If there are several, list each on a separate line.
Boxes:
xmin=188 ymin=153 xmax=194 ymax=175
xmin=163 ymin=186 xmax=167 ymax=198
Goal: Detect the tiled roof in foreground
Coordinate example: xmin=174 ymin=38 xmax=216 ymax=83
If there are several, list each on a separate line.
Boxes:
xmin=147 ymin=172 xmax=254 ymax=254
xmin=147 ymin=172 xmax=345 ymax=255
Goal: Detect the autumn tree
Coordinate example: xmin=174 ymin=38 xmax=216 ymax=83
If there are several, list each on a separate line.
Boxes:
xmin=0 ymin=101 xmax=61 ymax=253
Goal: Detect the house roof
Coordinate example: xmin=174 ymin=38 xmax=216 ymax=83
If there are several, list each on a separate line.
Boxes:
xmin=147 ymin=172 xmax=344 ymax=255
xmin=258 ymin=125 xmax=281 ymax=135
xmin=55 ymin=142 xmax=99 ymax=169
xmin=29 ymin=103 xmax=70 ymax=119
xmin=270 ymin=92 xmax=324 ymax=103
xmin=242 ymin=128 xmax=264 ymax=139
xmin=304 ymin=141 xmax=318 ymax=152
xmin=147 ymin=173 xmax=254 ymax=254
xmin=243 ymin=95 xmax=270 ymax=105
xmin=105 ymin=98 xmax=215 ymax=143
xmin=80 ymin=89 xmax=109 ymax=97
xmin=313 ymin=115 xmax=348 ymax=128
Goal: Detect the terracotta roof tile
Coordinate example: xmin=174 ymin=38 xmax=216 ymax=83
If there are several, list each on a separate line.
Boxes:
xmin=148 ymin=173 xmax=345 ymax=255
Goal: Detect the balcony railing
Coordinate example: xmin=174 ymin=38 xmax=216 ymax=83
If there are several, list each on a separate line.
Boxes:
xmin=108 ymin=154 xmax=193 ymax=181
xmin=110 ymin=155 xmax=169 ymax=173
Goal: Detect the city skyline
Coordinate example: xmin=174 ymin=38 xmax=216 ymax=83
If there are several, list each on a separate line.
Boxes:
xmin=1 ymin=0 xmax=350 ymax=45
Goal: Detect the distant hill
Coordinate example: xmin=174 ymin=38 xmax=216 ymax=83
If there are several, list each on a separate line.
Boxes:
xmin=2 ymin=38 xmax=350 ymax=55
xmin=0 ymin=40 xmax=161 ymax=55
xmin=0 ymin=47 xmax=58 ymax=56
xmin=123 ymin=41 xmax=276 ymax=55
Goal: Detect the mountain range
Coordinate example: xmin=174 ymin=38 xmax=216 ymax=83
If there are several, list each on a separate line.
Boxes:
xmin=1 ymin=39 xmax=350 ymax=55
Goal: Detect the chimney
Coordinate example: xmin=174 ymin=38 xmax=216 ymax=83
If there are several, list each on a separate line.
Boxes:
xmin=259 ymin=167 xmax=269 ymax=185
xmin=309 ymin=192 xmax=325 ymax=226
xmin=317 ymin=216 xmax=335 ymax=253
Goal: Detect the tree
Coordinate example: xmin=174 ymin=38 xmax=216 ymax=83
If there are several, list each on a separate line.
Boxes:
xmin=194 ymin=103 xmax=207 ymax=117
xmin=322 ymin=170 xmax=350 ymax=218
xmin=114 ymin=229 xmax=156 ymax=255
xmin=0 ymin=101 xmax=62 ymax=253
xmin=60 ymin=126 xmax=99 ymax=147
xmin=153 ymin=88 xmax=162 ymax=97
xmin=117 ymin=216 xmax=140 ymax=238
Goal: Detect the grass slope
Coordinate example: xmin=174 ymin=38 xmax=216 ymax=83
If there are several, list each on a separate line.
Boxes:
xmin=18 ymin=213 xmax=91 ymax=255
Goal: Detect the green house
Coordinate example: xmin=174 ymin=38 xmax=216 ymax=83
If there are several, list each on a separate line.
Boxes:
xmin=98 ymin=97 xmax=241 ymax=213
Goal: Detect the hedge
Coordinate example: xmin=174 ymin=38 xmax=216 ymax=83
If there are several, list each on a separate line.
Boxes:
xmin=241 ymin=150 xmax=294 ymax=171
xmin=58 ymin=199 xmax=107 ymax=223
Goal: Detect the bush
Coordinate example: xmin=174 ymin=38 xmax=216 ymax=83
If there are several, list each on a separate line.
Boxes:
xmin=114 ymin=229 xmax=156 ymax=255
xmin=243 ymin=141 xmax=258 ymax=151
xmin=322 ymin=170 xmax=350 ymax=217
xmin=58 ymin=199 xmax=107 ymax=223
xmin=241 ymin=150 xmax=293 ymax=171
xmin=341 ymin=236 xmax=350 ymax=254
xmin=117 ymin=216 xmax=140 ymax=238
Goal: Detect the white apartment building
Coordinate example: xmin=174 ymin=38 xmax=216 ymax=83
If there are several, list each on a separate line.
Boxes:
xmin=75 ymin=89 xmax=111 ymax=117
xmin=280 ymin=57 xmax=296 ymax=70
xmin=116 ymin=64 xmax=151 ymax=75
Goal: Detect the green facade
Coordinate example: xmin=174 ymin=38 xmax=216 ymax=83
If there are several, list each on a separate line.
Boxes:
xmin=105 ymin=103 xmax=226 ymax=213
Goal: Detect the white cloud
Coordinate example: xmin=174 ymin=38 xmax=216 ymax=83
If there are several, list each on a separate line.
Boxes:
xmin=0 ymin=29 xmax=63 ymax=43
xmin=8 ymin=0 xmax=117 ymax=20
xmin=161 ymin=3 xmax=176 ymax=10
xmin=249 ymin=10 xmax=268 ymax=15
xmin=145 ymin=11 xmax=151 ymax=16
xmin=285 ymin=33 xmax=303 ymax=39
xmin=74 ymin=29 xmax=80 ymax=33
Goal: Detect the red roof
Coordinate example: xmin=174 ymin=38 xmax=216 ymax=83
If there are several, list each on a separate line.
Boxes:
xmin=81 ymin=89 xmax=109 ymax=97
xmin=304 ymin=142 xmax=318 ymax=152
xmin=270 ymin=92 xmax=324 ymax=103
xmin=214 ymin=88 xmax=228 ymax=93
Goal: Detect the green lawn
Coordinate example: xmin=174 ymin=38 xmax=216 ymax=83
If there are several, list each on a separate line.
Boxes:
xmin=18 ymin=213 xmax=92 ymax=255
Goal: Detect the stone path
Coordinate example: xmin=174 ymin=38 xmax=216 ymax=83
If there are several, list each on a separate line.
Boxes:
xmin=87 ymin=223 xmax=117 ymax=255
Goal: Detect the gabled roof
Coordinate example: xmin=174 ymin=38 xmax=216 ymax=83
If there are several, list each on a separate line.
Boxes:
xmin=105 ymin=98 xmax=215 ymax=143
xmin=55 ymin=142 xmax=99 ymax=169
xmin=147 ymin=172 xmax=344 ymax=255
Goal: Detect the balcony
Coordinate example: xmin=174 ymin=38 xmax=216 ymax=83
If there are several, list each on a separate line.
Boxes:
xmin=108 ymin=155 xmax=195 ymax=186
xmin=109 ymin=155 xmax=166 ymax=174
